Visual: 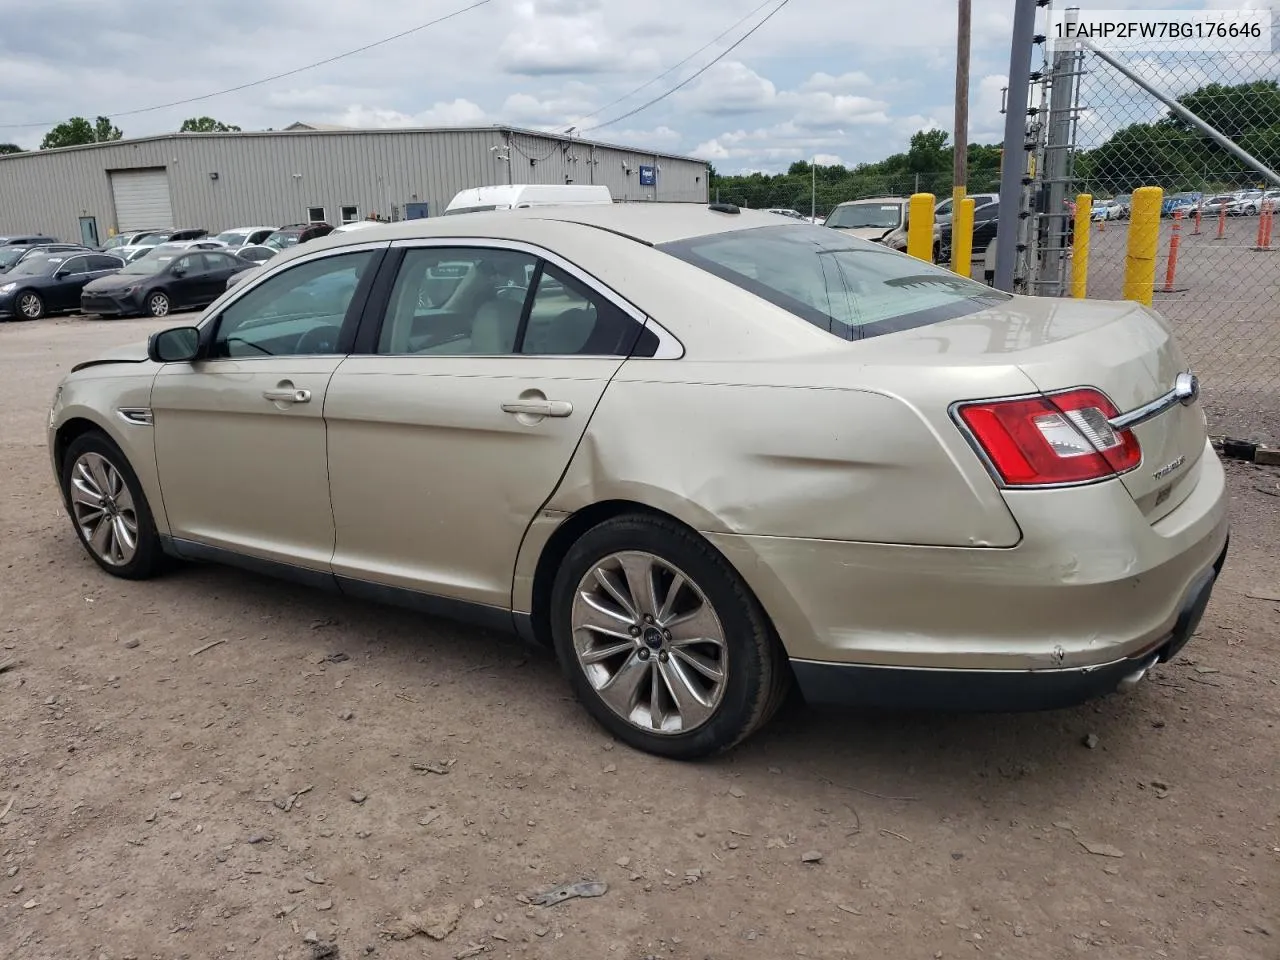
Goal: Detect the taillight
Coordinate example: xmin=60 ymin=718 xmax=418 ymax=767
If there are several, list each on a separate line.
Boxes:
xmin=955 ymin=388 xmax=1141 ymax=486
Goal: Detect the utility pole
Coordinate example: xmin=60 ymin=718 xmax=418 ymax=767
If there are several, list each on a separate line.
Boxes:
xmin=953 ymin=0 xmax=971 ymax=202
xmin=811 ymin=159 xmax=817 ymax=221
xmin=994 ymin=0 xmax=1038 ymax=292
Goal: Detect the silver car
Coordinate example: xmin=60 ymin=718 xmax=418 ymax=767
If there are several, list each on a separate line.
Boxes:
xmin=47 ymin=205 xmax=1228 ymax=758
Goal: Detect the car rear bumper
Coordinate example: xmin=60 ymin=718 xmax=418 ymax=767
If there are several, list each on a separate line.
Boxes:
xmin=706 ymin=441 xmax=1229 ymax=691
xmin=790 ymin=535 xmax=1226 ymax=710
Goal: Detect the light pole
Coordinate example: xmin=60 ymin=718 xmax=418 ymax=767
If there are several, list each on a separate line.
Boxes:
xmin=811 ymin=159 xmax=817 ymax=221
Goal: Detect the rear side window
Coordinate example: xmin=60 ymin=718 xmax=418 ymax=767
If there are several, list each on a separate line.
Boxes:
xmin=659 ymin=224 xmax=1010 ymax=341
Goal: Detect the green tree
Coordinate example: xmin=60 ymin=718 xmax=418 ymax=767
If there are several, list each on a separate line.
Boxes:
xmin=40 ymin=116 xmax=123 ymax=150
xmin=0 ymin=143 xmax=23 ymax=155
xmin=180 ymin=116 xmax=242 ymax=133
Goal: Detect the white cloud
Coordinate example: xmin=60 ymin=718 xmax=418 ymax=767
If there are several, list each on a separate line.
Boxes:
xmin=813 ymin=153 xmax=845 ymax=166
xmin=801 ymin=71 xmax=874 ymax=93
xmin=678 ymin=61 xmax=778 ymax=115
xmin=335 ymin=99 xmax=487 ymax=129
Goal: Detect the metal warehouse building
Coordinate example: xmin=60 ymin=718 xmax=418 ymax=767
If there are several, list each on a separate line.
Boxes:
xmin=0 ymin=125 xmax=710 ymax=246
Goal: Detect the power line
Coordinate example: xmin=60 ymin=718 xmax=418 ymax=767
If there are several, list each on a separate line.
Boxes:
xmin=568 ymin=0 xmax=778 ymax=128
xmin=0 ymin=0 xmax=493 ymax=130
xmin=581 ymin=0 xmax=793 ymax=134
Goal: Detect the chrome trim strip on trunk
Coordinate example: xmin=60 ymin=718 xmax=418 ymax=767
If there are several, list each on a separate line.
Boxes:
xmin=1108 ymin=372 xmax=1198 ymax=432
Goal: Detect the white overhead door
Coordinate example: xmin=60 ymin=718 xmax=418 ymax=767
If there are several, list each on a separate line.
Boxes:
xmin=109 ymin=168 xmax=173 ymax=232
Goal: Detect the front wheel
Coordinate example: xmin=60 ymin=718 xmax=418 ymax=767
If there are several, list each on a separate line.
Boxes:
xmin=551 ymin=514 xmax=789 ymax=759
xmin=146 ymin=290 xmax=171 ymax=318
xmin=16 ymin=290 xmax=45 ymax=320
xmin=62 ymin=432 xmax=164 ymax=579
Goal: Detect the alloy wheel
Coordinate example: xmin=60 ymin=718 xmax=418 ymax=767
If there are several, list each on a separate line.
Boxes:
xmin=148 ymin=294 xmax=170 ymax=317
xmin=68 ymin=452 xmax=139 ymax=566
xmin=18 ymin=293 xmax=42 ymax=319
xmin=571 ymin=551 xmax=728 ymax=735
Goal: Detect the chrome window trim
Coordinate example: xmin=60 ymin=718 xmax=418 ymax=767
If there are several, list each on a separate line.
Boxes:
xmin=385 ymin=236 xmax=685 ymax=360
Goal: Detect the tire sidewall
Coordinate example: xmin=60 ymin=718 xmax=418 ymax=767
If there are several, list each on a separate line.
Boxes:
xmin=62 ymin=431 xmax=162 ymax=580
xmin=550 ymin=516 xmax=771 ymax=759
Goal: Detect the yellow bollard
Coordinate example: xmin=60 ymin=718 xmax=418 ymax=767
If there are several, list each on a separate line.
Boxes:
xmin=1122 ymin=186 xmax=1163 ymax=306
xmin=907 ymin=192 xmax=936 ymax=262
xmin=1071 ymin=193 xmax=1092 ymax=299
xmin=952 ymin=197 xmax=975 ymax=278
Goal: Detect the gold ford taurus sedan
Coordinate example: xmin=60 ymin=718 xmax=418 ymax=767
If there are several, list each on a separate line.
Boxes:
xmin=48 ymin=205 xmax=1229 ymax=758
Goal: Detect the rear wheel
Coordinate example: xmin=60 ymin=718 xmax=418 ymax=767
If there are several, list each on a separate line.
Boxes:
xmin=16 ymin=290 xmax=44 ymax=320
xmin=146 ymin=290 xmax=171 ymax=318
xmin=62 ymin=432 xmax=164 ymax=580
xmin=551 ymin=513 xmax=788 ymax=759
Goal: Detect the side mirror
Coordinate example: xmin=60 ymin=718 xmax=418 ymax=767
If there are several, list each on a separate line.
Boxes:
xmin=171 ymin=266 xmax=186 ymax=278
xmin=148 ymin=326 xmax=201 ymax=363
xmin=54 ymin=269 xmax=69 ymax=279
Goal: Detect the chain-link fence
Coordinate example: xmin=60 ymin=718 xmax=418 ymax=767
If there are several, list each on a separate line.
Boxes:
xmin=711 ymin=170 xmax=988 ymax=220
xmin=1067 ymin=49 xmax=1280 ymax=443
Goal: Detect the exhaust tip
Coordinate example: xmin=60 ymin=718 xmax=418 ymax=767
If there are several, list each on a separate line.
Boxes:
xmin=1116 ymin=663 xmax=1150 ymax=693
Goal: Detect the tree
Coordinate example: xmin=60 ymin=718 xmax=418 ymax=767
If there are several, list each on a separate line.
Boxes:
xmin=0 ymin=143 xmax=23 ymax=155
xmin=40 ymin=116 xmax=123 ymax=150
xmin=180 ymin=116 xmax=242 ymax=133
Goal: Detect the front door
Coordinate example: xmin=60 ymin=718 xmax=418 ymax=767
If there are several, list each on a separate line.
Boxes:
xmin=79 ymin=216 xmax=99 ymax=248
xmin=324 ymin=243 xmax=651 ymax=609
xmin=150 ymin=247 xmax=383 ymax=569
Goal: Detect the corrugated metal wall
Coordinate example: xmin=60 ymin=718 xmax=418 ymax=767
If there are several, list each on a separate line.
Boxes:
xmin=0 ymin=128 xmax=709 ymax=241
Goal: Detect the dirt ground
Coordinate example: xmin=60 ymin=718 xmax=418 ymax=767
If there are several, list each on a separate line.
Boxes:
xmin=2 ymin=314 xmax=1278 ymax=960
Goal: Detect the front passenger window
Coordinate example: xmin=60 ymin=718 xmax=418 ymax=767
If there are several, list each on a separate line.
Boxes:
xmin=212 ymin=251 xmax=374 ymax=359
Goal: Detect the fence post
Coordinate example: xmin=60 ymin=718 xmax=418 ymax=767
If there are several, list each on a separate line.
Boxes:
xmin=1072 ymin=194 xmax=1092 ymax=298
xmin=952 ymin=197 xmax=975 ymax=277
xmin=907 ymin=192 xmax=936 ymax=262
xmin=1163 ymin=209 xmax=1182 ymax=292
xmin=1123 ymin=186 xmax=1163 ymax=306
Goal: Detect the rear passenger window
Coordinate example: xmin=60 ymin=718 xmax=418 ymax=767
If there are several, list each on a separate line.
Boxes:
xmin=521 ymin=264 xmax=646 ymax=357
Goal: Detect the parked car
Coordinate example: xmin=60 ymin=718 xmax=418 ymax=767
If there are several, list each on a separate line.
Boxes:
xmin=0 ymin=251 xmax=123 ymax=320
xmin=264 ymin=223 xmax=334 ymax=250
xmin=80 ymin=248 xmax=249 ymax=318
xmin=235 ymin=244 xmax=278 ymax=265
xmin=1091 ymin=198 xmax=1123 ymax=221
xmin=1201 ymin=195 xmax=1243 ymax=217
xmin=1162 ymin=193 xmax=1200 ymax=217
xmin=137 ymin=240 xmax=228 ymax=261
xmin=1110 ymin=194 xmax=1132 ymax=219
xmin=213 ymin=226 xmax=278 ymax=250
xmin=101 ymin=231 xmax=167 ymax=252
xmin=764 ymin=208 xmax=810 ymax=221
xmin=0 ymin=243 xmax=89 ymax=274
xmin=0 ymin=234 xmax=58 ymax=247
xmin=934 ymin=192 xmax=998 ymax=224
xmin=825 ymin=197 xmax=945 ymax=258
xmin=330 ymin=221 xmax=385 ymax=235
xmin=47 ymin=206 xmax=1228 ymax=758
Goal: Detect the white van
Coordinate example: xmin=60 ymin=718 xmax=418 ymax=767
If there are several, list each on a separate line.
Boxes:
xmin=443 ymin=184 xmax=613 ymax=216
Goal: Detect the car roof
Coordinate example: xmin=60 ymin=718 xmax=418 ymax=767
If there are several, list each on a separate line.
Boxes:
xmin=292 ymin=203 xmax=797 ymax=249
xmin=832 ymin=197 xmax=907 ymax=207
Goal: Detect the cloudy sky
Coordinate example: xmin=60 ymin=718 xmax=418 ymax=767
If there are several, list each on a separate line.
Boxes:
xmin=0 ymin=0 xmax=1271 ymax=172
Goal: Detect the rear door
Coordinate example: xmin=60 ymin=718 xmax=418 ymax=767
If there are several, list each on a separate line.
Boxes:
xmin=323 ymin=241 xmax=653 ymax=609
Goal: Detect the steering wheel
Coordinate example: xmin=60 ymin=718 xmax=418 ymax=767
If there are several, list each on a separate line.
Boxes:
xmin=295 ymin=324 xmax=342 ymax=355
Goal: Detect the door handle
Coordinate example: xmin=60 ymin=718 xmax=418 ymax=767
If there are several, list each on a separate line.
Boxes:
xmin=263 ymin=387 xmax=311 ymax=404
xmin=501 ymin=399 xmax=572 ymax=418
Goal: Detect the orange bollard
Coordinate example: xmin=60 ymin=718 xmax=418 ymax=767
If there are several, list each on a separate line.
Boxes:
xmin=1193 ymin=204 xmax=1202 ymax=235
xmin=1217 ymin=207 xmax=1226 ymax=239
xmin=1256 ymin=202 xmax=1269 ymax=250
xmin=1163 ymin=210 xmax=1182 ymax=292
xmin=1264 ymin=201 xmax=1274 ymax=250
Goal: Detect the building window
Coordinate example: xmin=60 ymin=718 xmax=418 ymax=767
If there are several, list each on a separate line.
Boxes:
xmin=341 ymin=205 xmax=359 ymax=224
xmin=307 ymin=206 xmax=326 ymax=223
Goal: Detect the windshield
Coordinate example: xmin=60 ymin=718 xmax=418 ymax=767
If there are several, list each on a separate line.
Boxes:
xmin=659 ymin=224 xmax=1009 ymax=341
xmin=265 ymin=232 xmax=301 ymax=249
xmin=0 ymin=248 xmax=26 ymax=268
xmin=102 ymin=236 xmax=128 ymax=250
xmin=8 ymin=256 xmax=62 ymax=277
xmin=134 ymin=235 xmax=164 ymax=248
xmin=120 ymin=256 xmax=174 ymax=275
xmin=215 ymin=231 xmax=249 ymax=245
xmin=825 ymin=202 xmax=903 ymax=230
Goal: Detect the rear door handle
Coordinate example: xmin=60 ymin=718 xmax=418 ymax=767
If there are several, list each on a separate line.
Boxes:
xmin=501 ymin=399 xmax=573 ymax=418
xmin=263 ymin=387 xmax=311 ymax=404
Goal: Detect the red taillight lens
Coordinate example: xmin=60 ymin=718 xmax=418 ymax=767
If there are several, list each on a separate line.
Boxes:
xmin=956 ymin=388 xmax=1141 ymax=486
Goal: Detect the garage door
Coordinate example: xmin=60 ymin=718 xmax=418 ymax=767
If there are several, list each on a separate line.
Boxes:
xmin=109 ymin=168 xmax=173 ymax=232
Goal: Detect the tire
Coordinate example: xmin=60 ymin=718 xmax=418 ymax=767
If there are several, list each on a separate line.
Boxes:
xmin=550 ymin=513 xmax=789 ymax=759
xmin=16 ymin=290 xmax=44 ymax=320
xmin=61 ymin=431 xmax=164 ymax=580
xmin=146 ymin=290 xmax=171 ymax=318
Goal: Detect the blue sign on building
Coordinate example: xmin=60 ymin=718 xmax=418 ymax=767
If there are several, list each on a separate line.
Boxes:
xmin=639 ymin=165 xmax=656 ymax=186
